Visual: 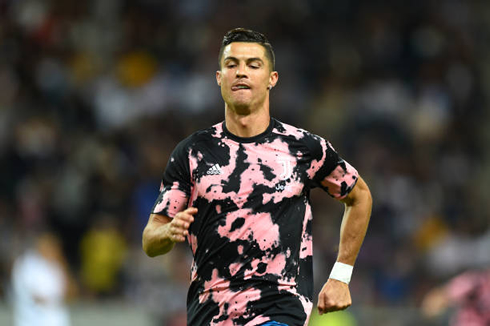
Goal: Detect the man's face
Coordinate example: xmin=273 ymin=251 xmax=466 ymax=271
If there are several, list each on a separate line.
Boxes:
xmin=216 ymin=42 xmax=278 ymax=112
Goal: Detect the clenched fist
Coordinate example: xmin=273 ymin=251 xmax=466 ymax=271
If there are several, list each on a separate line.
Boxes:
xmin=317 ymin=279 xmax=352 ymax=315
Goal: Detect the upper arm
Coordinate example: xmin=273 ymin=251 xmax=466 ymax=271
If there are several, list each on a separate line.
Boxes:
xmin=151 ymin=139 xmax=192 ymax=217
xmin=339 ymin=176 xmax=371 ymax=206
xmin=306 ymin=135 xmax=359 ymax=199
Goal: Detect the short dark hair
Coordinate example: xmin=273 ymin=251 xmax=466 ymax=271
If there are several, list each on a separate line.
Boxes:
xmin=218 ymin=28 xmax=275 ymax=70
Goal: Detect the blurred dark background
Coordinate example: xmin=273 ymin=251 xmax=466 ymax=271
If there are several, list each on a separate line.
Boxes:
xmin=1 ymin=0 xmax=490 ymax=325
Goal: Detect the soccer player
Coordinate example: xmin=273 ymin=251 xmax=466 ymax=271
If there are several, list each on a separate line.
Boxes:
xmin=142 ymin=28 xmax=372 ymax=326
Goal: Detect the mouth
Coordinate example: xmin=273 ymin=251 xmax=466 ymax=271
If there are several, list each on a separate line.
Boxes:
xmin=231 ymin=84 xmax=251 ymax=91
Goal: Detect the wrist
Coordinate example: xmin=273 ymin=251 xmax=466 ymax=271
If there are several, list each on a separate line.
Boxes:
xmin=329 ymin=261 xmax=353 ymax=284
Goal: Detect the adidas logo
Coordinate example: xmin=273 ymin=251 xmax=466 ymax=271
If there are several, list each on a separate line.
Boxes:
xmin=206 ymin=164 xmax=223 ymax=175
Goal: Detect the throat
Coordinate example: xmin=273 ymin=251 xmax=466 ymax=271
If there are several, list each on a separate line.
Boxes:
xmin=225 ymin=108 xmax=271 ymax=138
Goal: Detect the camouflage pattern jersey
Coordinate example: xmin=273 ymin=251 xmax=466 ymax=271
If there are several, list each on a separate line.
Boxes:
xmin=152 ymin=118 xmax=358 ymax=326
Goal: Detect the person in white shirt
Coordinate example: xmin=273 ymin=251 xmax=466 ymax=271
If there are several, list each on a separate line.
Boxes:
xmin=11 ymin=232 xmax=72 ymax=326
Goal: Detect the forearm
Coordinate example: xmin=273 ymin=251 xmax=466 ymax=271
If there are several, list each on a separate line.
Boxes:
xmin=337 ymin=180 xmax=372 ymax=265
xmin=142 ymin=222 xmax=175 ymax=257
xmin=142 ymin=209 xmax=196 ymax=257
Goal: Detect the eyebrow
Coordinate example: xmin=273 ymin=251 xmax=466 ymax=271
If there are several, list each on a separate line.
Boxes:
xmin=224 ymin=57 xmax=264 ymax=64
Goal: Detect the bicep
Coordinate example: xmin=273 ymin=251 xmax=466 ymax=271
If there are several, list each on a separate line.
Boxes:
xmin=339 ymin=176 xmax=371 ymax=206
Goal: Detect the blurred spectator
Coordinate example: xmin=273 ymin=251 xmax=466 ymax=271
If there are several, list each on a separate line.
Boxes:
xmin=11 ymin=232 xmax=76 ymax=326
xmin=80 ymin=213 xmax=127 ymax=298
xmin=422 ymin=267 xmax=490 ymax=325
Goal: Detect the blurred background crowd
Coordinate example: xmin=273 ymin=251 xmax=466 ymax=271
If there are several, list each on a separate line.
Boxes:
xmin=1 ymin=0 xmax=490 ymax=325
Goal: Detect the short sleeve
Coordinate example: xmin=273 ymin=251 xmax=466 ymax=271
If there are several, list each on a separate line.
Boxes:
xmin=308 ymin=136 xmax=358 ymax=199
xmin=151 ymin=140 xmax=192 ymax=217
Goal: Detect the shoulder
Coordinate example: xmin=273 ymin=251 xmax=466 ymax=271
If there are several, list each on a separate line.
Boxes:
xmin=273 ymin=119 xmax=323 ymax=141
xmin=174 ymin=122 xmax=225 ymax=154
xmin=272 ymin=119 xmax=326 ymax=153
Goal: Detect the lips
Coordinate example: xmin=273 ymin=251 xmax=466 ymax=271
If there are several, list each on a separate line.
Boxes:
xmin=231 ymin=83 xmax=251 ymax=91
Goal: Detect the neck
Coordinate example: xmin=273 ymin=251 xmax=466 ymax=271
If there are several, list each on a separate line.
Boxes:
xmin=225 ymin=104 xmax=271 ymax=138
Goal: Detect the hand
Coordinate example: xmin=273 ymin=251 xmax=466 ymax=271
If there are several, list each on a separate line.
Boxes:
xmin=317 ymin=279 xmax=352 ymax=315
xmin=167 ymin=207 xmax=198 ymax=242
xmin=421 ymin=287 xmax=449 ymax=318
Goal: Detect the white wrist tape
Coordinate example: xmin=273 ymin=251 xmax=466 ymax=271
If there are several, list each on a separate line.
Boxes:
xmin=329 ymin=262 xmax=353 ymax=284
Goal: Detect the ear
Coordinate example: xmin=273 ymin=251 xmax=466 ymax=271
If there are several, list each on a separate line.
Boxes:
xmin=268 ymin=71 xmax=279 ymax=89
xmin=216 ymin=70 xmax=221 ymax=87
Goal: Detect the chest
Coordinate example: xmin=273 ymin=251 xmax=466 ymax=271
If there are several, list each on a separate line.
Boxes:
xmin=189 ymin=140 xmax=309 ymax=201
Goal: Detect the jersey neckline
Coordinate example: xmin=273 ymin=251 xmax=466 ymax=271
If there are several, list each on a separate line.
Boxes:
xmin=222 ymin=118 xmax=276 ymax=143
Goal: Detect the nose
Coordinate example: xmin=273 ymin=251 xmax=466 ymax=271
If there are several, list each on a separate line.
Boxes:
xmin=236 ymin=63 xmax=248 ymax=78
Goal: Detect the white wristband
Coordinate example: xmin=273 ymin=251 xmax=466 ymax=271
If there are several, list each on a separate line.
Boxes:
xmin=329 ymin=262 xmax=353 ymax=284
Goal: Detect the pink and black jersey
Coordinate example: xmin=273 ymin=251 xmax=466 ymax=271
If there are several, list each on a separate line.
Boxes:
xmin=152 ymin=118 xmax=358 ymax=326
xmin=446 ymin=269 xmax=490 ymax=325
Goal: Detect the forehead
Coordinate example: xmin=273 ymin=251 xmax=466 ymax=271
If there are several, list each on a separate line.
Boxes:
xmin=222 ymin=42 xmax=267 ymax=61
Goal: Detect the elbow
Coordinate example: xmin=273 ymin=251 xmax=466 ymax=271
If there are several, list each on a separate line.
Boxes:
xmin=144 ymin=249 xmax=158 ymax=258
xmin=142 ymin=227 xmax=172 ymax=257
xmin=142 ymin=241 xmax=151 ymax=257
xmin=142 ymin=240 xmax=158 ymax=258
xmin=142 ymin=229 xmax=156 ymax=257
xmin=358 ymin=181 xmax=373 ymax=211
xmin=364 ymin=185 xmax=373 ymax=207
